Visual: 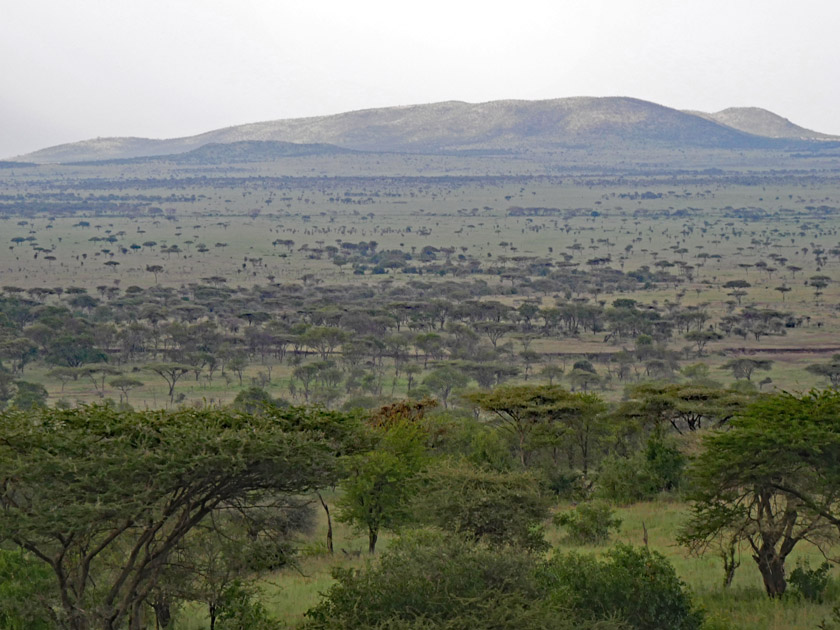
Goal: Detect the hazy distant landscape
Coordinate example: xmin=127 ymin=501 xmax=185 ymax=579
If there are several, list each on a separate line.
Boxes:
xmin=12 ymin=96 xmax=840 ymax=165
xmin=4 ymin=96 xmax=840 ymax=630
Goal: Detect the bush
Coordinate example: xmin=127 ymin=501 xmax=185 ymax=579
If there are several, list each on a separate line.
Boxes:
xmin=215 ymin=581 xmax=281 ymax=630
xmin=303 ymin=532 xmax=570 ymax=630
xmin=413 ymin=460 xmax=551 ymax=550
xmin=541 ymin=544 xmax=704 ymax=630
xmin=595 ymin=435 xmax=685 ymax=504
xmin=541 ymin=467 xmax=586 ymax=500
xmin=231 ymin=387 xmax=290 ymax=414
xmin=554 ymin=501 xmax=621 ymax=544
xmin=595 ymin=453 xmax=660 ymax=504
xmin=644 ymin=435 xmax=685 ymax=491
xmin=788 ymin=560 xmax=832 ymax=602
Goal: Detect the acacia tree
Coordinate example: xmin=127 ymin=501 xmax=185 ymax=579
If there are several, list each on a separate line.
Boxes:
xmin=0 ymin=404 xmax=361 ymax=630
xmin=806 ymin=354 xmax=840 ymax=388
xmin=144 ymin=363 xmax=193 ymax=403
xmin=109 ymin=376 xmax=145 ymax=403
xmin=720 ymin=358 xmax=773 ymax=382
xmin=413 ymin=459 xmax=550 ymax=550
xmin=623 ymin=383 xmax=753 ymax=433
xmin=684 ymin=330 xmax=723 ymax=357
xmin=422 ymin=365 xmax=469 ymax=409
xmin=466 ymin=384 xmax=607 ymax=472
xmin=679 ymin=391 xmax=840 ymax=597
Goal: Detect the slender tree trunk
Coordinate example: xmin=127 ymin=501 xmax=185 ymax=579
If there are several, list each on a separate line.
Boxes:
xmin=721 ymin=538 xmax=740 ymax=588
xmin=317 ymin=492 xmax=334 ymax=554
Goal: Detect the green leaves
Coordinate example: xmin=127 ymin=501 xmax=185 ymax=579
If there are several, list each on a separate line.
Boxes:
xmin=413 ymin=459 xmax=551 ymax=550
xmin=679 ymin=390 xmax=840 ymax=596
xmin=0 ymin=404 xmax=363 ymax=628
xmin=336 ymin=421 xmax=428 ymax=553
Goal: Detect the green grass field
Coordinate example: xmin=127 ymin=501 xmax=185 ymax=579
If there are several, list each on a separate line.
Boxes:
xmin=170 ymin=496 xmax=839 ymax=629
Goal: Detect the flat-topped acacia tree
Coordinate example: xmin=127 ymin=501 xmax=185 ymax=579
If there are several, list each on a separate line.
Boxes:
xmin=679 ymin=391 xmax=840 ymax=597
xmin=0 ymin=404 xmax=362 ymax=630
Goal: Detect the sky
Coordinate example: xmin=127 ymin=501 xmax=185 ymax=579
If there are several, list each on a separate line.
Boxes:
xmin=2 ymin=0 xmax=839 ymax=158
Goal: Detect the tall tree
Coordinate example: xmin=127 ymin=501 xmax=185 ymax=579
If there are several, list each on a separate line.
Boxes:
xmin=144 ymin=363 xmax=193 ymax=403
xmin=337 ymin=420 xmax=427 ymax=554
xmin=466 ymin=384 xmax=606 ymax=471
xmin=679 ymin=391 xmax=840 ymax=597
xmin=0 ymin=404 xmax=361 ymax=630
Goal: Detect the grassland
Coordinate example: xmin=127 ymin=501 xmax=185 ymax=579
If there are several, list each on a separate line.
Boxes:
xmin=169 ymin=495 xmax=840 ymax=630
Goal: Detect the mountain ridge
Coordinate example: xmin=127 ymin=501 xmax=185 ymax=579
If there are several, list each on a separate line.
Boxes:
xmin=14 ymin=97 xmax=840 ymax=164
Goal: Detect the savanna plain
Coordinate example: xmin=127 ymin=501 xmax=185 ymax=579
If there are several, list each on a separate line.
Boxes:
xmin=3 ymin=149 xmax=840 ymax=630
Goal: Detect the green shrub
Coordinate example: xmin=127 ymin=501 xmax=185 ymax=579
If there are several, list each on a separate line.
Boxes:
xmin=215 ymin=580 xmax=281 ymax=630
xmin=596 ymin=435 xmax=685 ymax=504
xmin=554 ymin=501 xmax=622 ymax=544
xmin=541 ymin=467 xmax=586 ymax=500
xmin=789 ymin=560 xmax=832 ymax=602
xmin=414 ymin=460 xmax=551 ymax=550
xmin=595 ymin=453 xmax=660 ymax=504
xmin=644 ymin=435 xmax=686 ymax=491
xmin=303 ymin=531 xmax=570 ymax=630
xmin=541 ymin=544 xmax=704 ymax=630
xmin=0 ymin=550 xmax=54 ymax=630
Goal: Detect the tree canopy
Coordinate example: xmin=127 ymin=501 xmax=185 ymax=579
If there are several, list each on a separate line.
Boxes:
xmin=679 ymin=390 xmax=840 ymax=597
xmin=0 ymin=404 xmax=362 ymax=630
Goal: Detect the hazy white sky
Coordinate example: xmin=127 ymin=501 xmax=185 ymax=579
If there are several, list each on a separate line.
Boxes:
xmin=2 ymin=0 xmax=839 ymax=157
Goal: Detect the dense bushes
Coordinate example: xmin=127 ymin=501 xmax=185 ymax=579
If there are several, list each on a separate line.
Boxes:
xmin=595 ymin=435 xmax=685 ymax=504
xmin=304 ymin=533 xmax=702 ymax=630
xmin=303 ymin=532 xmax=567 ymax=630
xmin=413 ymin=460 xmax=551 ymax=550
xmin=541 ymin=544 xmax=704 ymax=630
xmin=555 ymin=501 xmax=622 ymax=544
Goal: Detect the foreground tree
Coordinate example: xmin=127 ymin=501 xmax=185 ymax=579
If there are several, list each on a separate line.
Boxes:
xmin=679 ymin=391 xmax=840 ymax=597
xmin=0 ymin=404 xmax=361 ymax=630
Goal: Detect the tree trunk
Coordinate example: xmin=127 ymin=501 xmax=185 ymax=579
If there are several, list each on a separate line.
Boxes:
xmin=128 ymin=600 xmax=144 ymax=630
xmin=153 ymin=592 xmax=172 ymax=628
xmin=317 ymin=492 xmax=334 ymax=554
xmin=754 ymin=546 xmax=787 ymax=597
xmin=368 ymin=527 xmax=378 ymax=554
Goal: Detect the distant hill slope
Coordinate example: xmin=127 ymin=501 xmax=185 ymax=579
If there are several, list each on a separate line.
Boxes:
xmin=71 ymin=141 xmax=359 ymax=166
xmin=688 ymin=107 xmax=839 ymax=141
xmin=15 ymin=97 xmax=836 ymax=164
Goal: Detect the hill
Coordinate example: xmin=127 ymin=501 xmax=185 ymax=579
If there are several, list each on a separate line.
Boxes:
xmin=15 ymin=97 xmax=836 ymax=164
xmin=688 ymin=107 xmax=839 ymax=141
xmin=69 ymin=140 xmax=359 ymax=166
